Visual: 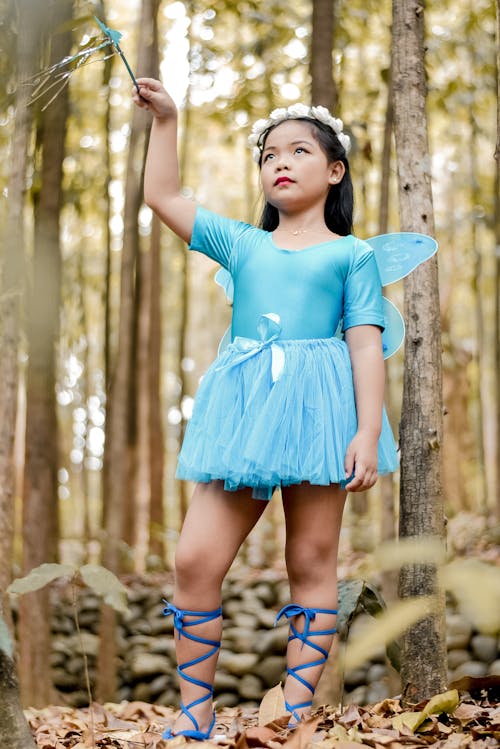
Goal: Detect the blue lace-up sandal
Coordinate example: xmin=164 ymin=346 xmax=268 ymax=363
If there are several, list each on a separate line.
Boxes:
xmin=162 ymin=601 xmax=223 ymax=741
xmin=275 ymin=603 xmax=337 ymax=728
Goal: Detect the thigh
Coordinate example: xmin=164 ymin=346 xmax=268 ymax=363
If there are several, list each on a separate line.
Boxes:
xmin=175 ymin=481 xmax=268 ymax=594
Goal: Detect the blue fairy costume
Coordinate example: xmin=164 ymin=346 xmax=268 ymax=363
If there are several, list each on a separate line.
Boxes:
xmin=175 ymin=204 xmax=436 ymax=500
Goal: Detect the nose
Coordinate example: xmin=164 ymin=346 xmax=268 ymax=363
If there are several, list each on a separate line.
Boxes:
xmin=275 ymin=153 xmax=289 ymax=170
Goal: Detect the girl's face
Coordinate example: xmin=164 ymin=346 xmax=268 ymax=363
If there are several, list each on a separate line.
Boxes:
xmin=259 ymin=120 xmax=344 ymax=213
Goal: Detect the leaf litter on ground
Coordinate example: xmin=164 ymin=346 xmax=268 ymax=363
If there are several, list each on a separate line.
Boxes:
xmin=25 ymin=677 xmax=499 ymax=749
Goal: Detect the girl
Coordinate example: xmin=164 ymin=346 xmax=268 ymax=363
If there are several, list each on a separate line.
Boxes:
xmin=133 ymin=79 xmax=399 ymax=740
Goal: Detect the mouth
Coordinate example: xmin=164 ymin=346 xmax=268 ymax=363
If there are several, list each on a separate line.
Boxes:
xmin=274 ymin=176 xmax=294 ymax=186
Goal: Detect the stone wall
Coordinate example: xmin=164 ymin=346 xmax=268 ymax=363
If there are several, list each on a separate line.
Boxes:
xmin=48 ymin=574 xmax=500 ymax=708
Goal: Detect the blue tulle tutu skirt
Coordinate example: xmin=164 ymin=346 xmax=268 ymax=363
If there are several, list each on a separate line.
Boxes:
xmin=176 ymin=336 xmax=399 ymax=500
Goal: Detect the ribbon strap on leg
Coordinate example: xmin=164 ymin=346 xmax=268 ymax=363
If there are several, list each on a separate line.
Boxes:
xmin=275 ymin=603 xmax=337 ymax=727
xmin=161 ymin=601 xmax=223 ymax=740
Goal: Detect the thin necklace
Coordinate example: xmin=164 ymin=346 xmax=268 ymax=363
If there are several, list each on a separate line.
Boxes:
xmin=289 ymin=227 xmax=331 ymax=236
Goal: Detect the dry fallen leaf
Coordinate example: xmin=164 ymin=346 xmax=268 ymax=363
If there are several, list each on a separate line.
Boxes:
xmin=258 ymin=684 xmax=287 ymax=727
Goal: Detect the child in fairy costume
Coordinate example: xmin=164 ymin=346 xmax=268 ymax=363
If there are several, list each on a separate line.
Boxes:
xmin=133 ymin=80 xmax=400 ymax=740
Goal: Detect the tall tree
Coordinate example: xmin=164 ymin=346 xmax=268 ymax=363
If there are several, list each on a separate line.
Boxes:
xmin=495 ymin=0 xmax=500 ymax=518
xmin=98 ymin=0 xmax=159 ymax=699
xmin=18 ymin=0 xmax=73 ymax=707
xmin=392 ymin=0 xmax=447 ymax=702
xmin=310 ymin=0 xmax=337 ymax=111
xmin=0 ymin=0 xmax=43 ymax=742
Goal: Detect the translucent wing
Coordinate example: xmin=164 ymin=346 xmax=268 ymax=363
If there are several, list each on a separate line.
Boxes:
xmin=365 ymin=232 xmax=438 ymax=286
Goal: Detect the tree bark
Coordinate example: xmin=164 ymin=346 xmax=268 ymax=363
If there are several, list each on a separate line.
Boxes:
xmin=0 ymin=0 xmax=35 ymax=617
xmin=495 ymin=0 xmax=500 ymax=518
xmin=391 ymin=0 xmax=447 ymax=703
xmin=0 ymin=624 xmax=36 ymax=749
xmin=310 ymin=0 xmax=338 ymax=111
xmin=98 ymin=0 xmax=158 ymax=700
xmin=18 ymin=0 xmax=72 ymax=708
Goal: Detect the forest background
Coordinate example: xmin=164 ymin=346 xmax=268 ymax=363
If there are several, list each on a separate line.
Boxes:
xmin=0 ymin=0 xmax=499 ymax=740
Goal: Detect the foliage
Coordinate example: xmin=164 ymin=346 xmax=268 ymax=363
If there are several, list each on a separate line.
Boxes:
xmin=24 ymin=685 xmax=500 ymax=747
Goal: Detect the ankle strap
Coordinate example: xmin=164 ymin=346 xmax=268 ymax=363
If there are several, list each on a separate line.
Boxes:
xmin=275 ymin=603 xmax=337 ymax=643
xmin=162 ymin=601 xmax=223 ymax=640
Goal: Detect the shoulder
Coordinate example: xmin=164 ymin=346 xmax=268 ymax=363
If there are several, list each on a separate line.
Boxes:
xmin=194 ymin=205 xmax=259 ymax=240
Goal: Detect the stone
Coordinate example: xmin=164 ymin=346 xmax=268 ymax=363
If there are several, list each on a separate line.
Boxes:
xmin=223 ymin=599 xmax=243 ymax=618
xmin=252 ymin=583 xmax=276 ymax=607
xmin=223 ymin=626 xmax=256 ymax=654
xmin=214 ymin=671 xmax=240 ymax=692
xmin=471 ymin=635 xmax=498 ymax=664
xmin=149 ymin=674 xmax=171 ymax=697
xmin=256 ymin=609 xmax=278 ymax=629
xmin=215 ymin=692 xmax=240 ymax=708
xmin=157 ymin=688 xmax=179 ymax=707
xmin=366 ymin=681 xmax=390 ymax=703
xmin=239 ymin=674 xmax=264 ymax=701
xmin=68 ymin=632 xmax=99 ymax=657
xmin=446 ymin=613 xmax=472 ymax=650
xmin=233 ymin=612 xmax=259 ymax=629
xmin=150 ymin=638 xmax=176 ymax=658
xmin=150 ymin=616 xmax=175 ymax=635
xmin=254 ymin=656 xmax=286 ymax=688
xmin=447 ymin=649 xmax=470 ymax=670
xmin=71 ymin=690 xmax=92 ymax=708
xmin=254 ymin=626 xmax=289 ymax=657
xmin=366 ymin=663 xmax=387 ymax=684
xmin=344 ymin=685 xmax=367 ymax=705
xmin=344 ymin=666 xmax=368 ymax=688
xmin=133 ymin=681 xmax=154 ymax=701
xmin=130 ymin=653 xmax=171 ymax=679
xmin=488 ymin=659 xmax=500 ymax=675
xmin=452 ymin=661 xmax=488 ymax=679
xmin=52 ymin=669 xmax=78 ymax=690
xmin=218 ymin=650 xmax=258 ymax=676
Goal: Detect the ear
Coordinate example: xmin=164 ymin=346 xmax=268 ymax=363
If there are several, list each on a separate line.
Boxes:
xmin=328 ymin=160 xmax=346 ymax=185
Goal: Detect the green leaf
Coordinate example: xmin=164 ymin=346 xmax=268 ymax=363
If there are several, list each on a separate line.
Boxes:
xmin=392 ymin=689 xmax=459 ymax=733
xmin=7 ymin=563 xmax=76 ymax=595
xmin=374 ymin=536 xmax=446 ymax=572
xmin=79 ymin=564 xmax=128 ymax=614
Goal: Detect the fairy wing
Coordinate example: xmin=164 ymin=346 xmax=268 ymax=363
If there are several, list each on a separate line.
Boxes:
xmin=364 ymin=232 xmax=438 ymax=286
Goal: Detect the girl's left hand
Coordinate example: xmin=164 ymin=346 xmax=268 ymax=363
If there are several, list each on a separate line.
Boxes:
xmin=344 ymin=430 xmax=379 ymax=492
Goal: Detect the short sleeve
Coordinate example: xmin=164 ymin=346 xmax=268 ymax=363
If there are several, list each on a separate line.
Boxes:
xmin=189 ymin=205 xmax=252 ymax=270
xmin=342 ymin=240 xmax=385 ymax=331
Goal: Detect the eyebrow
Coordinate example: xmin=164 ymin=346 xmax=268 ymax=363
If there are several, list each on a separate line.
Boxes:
xmin=262 ymin=138 xmax=315 ymax=153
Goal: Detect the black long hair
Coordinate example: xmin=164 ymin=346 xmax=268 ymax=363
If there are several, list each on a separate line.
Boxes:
xmin=257 ymin=118 xmax=354 ymax=236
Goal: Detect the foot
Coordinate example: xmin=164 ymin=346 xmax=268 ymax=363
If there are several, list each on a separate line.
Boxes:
xmin=164 ymin=703 xmax=216 ymax=740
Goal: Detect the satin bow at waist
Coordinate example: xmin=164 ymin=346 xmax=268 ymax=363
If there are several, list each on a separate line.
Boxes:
xmin=216 ymin=313 xmax=285 ymax=383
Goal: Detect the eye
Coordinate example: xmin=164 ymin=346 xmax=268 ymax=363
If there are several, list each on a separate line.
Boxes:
xmin=263 ymin=152 xmax=275 ymax=162
xmin=295 ymin=146 xmax=308 ymax=155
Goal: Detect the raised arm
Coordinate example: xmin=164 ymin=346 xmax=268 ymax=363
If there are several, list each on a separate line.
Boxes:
xmin=343 ymin=324 xmax=385 ymax=492
xmin=133 ymin=78 xmax=196 ymax=243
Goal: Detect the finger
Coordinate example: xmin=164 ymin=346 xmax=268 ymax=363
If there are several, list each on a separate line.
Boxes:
xmin=344 ymin=449 xmax=355 ymax=481
xmin=135 ymin=77 xmax=163 ymax=89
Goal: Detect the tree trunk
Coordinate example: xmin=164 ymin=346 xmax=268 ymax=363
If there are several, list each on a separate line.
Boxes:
xmin=98 ymin=0 xmax=158 ymax=700
xmin=148 ymin=215 xmax=165 ymax=563
xmin=18 ymin=0 xmax=72 ymax=708
xmin=495 ymin=0 xmax=500 ymax=518
xmin=310 ymin=0 xmax=337 ymax=111
xmin=0 ymin=622 xmax=36 ymax=749
xmin=0 ymin=0 xmax=35 ymax=617
xmin=391 ymin=0 xmax=447 ymax=703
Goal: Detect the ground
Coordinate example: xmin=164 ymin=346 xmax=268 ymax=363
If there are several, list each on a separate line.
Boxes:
xmin=26 ymin=680 xmax=499 ymax=749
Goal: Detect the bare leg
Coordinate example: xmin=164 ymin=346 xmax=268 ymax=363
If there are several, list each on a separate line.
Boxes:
xmin=281 ymin=483 xmax=347 ymax=721
xmin=169 ymin=481 xmax=268 ymax=735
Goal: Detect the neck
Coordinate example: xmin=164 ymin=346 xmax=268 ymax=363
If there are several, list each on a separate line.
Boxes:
xmin=277 ymin=209 xmax=329 ymax=235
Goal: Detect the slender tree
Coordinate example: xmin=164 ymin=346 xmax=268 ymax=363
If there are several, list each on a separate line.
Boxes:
xmin=495 ymin=0 xmax=500 ymax=517
xmin=98 ymin=0 xmax=158 ymax=699
xmin=310 ymin=0 xmax=337 ymax=111
xmin=18 ymin=0 xmax=73 ymax=707
xmin=0 ymin=0 xmax=42 ymax=742
xmin=391 ymin=0 xmax=447 ymax=702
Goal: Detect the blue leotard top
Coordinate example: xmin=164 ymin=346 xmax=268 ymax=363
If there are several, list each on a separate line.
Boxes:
xmin=189 ymin=206 xmax=385 ymax=341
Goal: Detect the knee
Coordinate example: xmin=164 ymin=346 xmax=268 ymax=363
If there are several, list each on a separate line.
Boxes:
xmin=285 ymin=537 xmax=337 ymax=591
xmin=174 ymin=538 xmax=224 ymax=596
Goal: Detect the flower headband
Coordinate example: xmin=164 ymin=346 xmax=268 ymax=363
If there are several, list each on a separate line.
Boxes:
xmin=248 ymin=103 xmax=351 ymax=163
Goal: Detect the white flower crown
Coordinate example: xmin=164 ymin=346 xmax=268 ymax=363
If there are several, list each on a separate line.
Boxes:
xmin=248 ymin=103 xmax=351 ymax=163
